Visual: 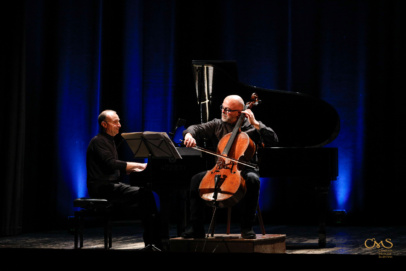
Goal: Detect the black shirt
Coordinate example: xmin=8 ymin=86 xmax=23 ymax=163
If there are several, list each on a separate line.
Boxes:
xmin=86 ymin=132 xmax=127 ymax=192
xmin=183 ymin=118 xmax=278 ymax=149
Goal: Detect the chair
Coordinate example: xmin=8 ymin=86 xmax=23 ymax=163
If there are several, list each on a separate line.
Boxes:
xmin=209 ymin=204 xmax=266 ymax=237
xmin=73 ymin=198 xmax=112 ymax=249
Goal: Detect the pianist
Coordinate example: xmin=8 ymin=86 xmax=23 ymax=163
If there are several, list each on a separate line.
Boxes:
xmin=86 ymin=109 xmax=162 ymax=249
xmin=181 ymin=95 xmax=278 ymax=239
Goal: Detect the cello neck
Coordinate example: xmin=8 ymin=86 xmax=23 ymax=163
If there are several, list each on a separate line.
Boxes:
xmin=221 ymin=105 xmax=246 ymax=156
xmin=221 ymin=93 xmax=259 ymax=156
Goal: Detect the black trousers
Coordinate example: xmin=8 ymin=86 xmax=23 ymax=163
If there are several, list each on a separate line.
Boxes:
xmin=188 ymin=169 xmax=260 ymax=230
xmin=88 ymin=182 xmax=161 ymax=245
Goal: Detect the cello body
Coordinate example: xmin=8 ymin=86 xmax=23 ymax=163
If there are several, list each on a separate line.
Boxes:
xmin=198 ymin=94 xmax=259 ymax=208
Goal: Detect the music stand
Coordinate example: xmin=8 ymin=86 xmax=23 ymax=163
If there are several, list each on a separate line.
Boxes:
xmin=121 ymin=131 xmax=182 ymax=161
xmin=121 ymin=131 xmax=182 ymax=251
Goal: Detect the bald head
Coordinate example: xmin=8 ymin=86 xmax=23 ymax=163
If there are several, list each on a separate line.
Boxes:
xmin=221 ymin=95 xmax=245 ymax=124
xmin=224 ymin=95 xmax=245 ymax=111
xmin=98 ymin=110 xmax=121 ymax=136
xmin=98 ymin=110 xmax=117 ymax=127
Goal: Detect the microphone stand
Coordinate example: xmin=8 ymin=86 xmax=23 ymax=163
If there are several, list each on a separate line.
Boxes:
xmin=207 ymin=174 xmax=222 ymax=237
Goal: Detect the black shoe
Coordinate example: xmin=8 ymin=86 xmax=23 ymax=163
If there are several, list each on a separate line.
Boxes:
xmin=241 ymin=228 xmax=256 ymax=239
xmin=181 ymin=225 xmax=205 ymax=239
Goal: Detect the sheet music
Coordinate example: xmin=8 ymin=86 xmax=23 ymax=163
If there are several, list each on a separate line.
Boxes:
xmin=121 ymin=131 xmax=182 ymax=159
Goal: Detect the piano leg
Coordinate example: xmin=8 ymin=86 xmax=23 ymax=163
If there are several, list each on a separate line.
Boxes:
xmin=157 ymin=187 xmax=189 ymax=239
xmin=316 ymin=178 xmax=331 ymax=248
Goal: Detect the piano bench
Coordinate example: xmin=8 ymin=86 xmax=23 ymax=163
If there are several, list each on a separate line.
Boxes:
xmin=73 ymin=198 xmax=112 ymax=249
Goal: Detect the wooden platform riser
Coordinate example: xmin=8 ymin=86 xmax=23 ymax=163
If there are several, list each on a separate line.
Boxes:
xmin=169 ymin=234 xmax=286 ymax=254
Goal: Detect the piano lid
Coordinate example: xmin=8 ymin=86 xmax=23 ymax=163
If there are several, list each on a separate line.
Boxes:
xmin=192 ymin=60 xmax=340 ymax=148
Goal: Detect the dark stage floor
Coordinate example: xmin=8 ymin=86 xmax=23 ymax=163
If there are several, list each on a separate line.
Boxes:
xmin=1 ymin=222 xmax=405 ymax=267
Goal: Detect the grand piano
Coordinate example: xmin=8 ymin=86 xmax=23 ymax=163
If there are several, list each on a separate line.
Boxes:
xmin=132 ymin=60 xmax=339 ymax=248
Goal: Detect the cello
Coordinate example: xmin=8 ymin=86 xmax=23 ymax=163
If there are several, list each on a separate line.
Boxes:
xmin=198 ymin=93 xmax=260 ymax=208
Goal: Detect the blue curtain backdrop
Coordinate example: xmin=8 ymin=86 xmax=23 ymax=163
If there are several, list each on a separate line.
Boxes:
xmin=1 ymin=0 xmax=404 ymax=235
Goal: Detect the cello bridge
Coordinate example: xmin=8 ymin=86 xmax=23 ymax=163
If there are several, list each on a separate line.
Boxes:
xmin=215 ymin=158 xmax=235 ymax=172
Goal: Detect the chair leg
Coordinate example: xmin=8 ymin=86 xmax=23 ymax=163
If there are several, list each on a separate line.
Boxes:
xmin=226 ymin=207 xmax=231 ymax=235
xmin=74 ymin=211 xmax=84 ymax=249
xmin=226 ymin=205 xmax=266 ymax=235
xmin=103 ymin=214 xmax=112 ymax=249
xmin=104 ymin=224 xmax=108 ymax=249
xmin=209 ymin=205 xmax=266 ymax=236
xmin=107 ymin=215 xmax=112 ymax=248
xmin=257 ymin=205 xmax=266 ymax=235
xmin=74 ymin=212 xmax=78 ymax=249
xmin=108 ymin=224 xmax=112 ymax=248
